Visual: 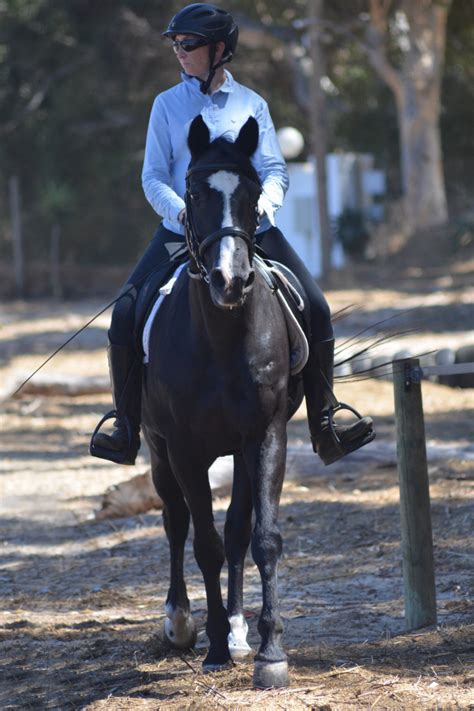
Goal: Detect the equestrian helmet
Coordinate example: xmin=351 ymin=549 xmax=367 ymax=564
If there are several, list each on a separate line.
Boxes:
xmin=163 ymin=4 xmax=238 ymax=59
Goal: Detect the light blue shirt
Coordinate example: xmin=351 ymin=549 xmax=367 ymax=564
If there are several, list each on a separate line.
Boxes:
xmin=142 ymin=70 xmax=289 ymax=235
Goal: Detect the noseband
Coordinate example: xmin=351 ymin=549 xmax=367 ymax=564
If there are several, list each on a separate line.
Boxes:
xmin=185 ymin=163 xmax=259 ymax=282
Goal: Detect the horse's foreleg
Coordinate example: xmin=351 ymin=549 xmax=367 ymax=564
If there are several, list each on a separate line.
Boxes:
xmin=225 ymin=453 xmax=253 ymax=661
xmin=168 ymin=449 xmax=231 ymax=671
xmin=244 ymin=422 xmax=289 ymax=689
xmin=147 ymin=434 xmax=196 ymax=650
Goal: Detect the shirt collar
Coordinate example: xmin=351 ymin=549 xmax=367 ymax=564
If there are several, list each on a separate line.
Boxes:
xmin=181 ymin=69 xmax=235 ymax=95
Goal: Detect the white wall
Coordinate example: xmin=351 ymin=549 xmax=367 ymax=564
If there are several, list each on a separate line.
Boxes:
xmin=275 ymin=155 xmax=385 ymax=277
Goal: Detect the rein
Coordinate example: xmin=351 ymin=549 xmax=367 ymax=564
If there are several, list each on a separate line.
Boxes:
xmin=184 ymin=162 xmax=260 ymax=282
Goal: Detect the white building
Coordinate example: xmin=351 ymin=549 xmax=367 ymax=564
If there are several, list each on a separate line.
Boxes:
xmin=275 ymin=155 xmax=385 ymax=277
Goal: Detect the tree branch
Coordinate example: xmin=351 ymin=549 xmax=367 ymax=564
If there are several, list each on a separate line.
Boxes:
xmin=1 ymin=51 xmax=95 ymax=136
xmin=365 ymin=0 xmax=402 ymax=100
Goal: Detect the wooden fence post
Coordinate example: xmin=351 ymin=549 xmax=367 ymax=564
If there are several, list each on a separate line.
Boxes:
xmin=392 ymin=358 xmax=437 ymax=629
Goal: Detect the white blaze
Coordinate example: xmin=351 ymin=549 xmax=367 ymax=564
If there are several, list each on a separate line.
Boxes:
xmin=208 ymin=170 xmax=241 ymax=284
xmin=208 ymin=170 xmax=239 ymax=227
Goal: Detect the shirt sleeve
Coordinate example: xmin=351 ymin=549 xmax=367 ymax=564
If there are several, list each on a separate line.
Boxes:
xmin=141 ymin=96 xmax=186 ymax=222
xmin=253 ymin=99 xmax=289 ymax=223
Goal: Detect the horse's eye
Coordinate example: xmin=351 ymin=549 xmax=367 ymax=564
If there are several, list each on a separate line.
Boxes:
xmin=190 ymin=192 xmax=200 ymax=201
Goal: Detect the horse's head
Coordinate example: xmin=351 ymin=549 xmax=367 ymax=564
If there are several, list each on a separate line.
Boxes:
xmin=186 ymin=115 xmax=262 ymax=309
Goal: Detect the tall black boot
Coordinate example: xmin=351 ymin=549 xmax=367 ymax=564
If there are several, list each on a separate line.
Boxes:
xmin=304 ymin=338 xmax=375 ymax=465
xmin=90 ymin=343 xmax=141 ymax=465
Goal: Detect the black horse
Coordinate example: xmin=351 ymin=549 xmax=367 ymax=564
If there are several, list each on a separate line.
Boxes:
xmin=141 ymin=115 xmax=304 ymax=689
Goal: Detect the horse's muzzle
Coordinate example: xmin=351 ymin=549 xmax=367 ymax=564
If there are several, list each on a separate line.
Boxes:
xmin=209 ymin=267 xmax=255 ymax=309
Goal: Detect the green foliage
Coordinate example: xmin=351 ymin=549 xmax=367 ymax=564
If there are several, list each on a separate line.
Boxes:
xmin=0 ymin=0 xmax=472 ymax=268
xmin=38 ymin=180 xmax=75 ymax=219
xmin=335 ymin=207 xmax=370 ymax=258
xmin=0 ymin=0 xmax=179 ymax=263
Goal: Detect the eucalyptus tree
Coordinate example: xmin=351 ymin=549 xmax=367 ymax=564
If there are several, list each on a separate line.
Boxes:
xmin=231 ymin=0 xmax=454 ymax=233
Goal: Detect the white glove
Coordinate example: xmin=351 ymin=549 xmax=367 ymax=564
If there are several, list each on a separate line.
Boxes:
xmin=257 ymin=194 xmax=276 ymax=226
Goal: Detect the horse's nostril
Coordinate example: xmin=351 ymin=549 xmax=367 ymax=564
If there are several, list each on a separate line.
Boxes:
xmin=245 ymin=270 xmax=255 ymax=289
xmin=210 ymin=268 xmax=226 ymax=291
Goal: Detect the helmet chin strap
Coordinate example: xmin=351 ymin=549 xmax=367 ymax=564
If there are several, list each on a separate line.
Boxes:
xmin=199 ymin=44 xmax=217 ymax=95
xmin=198 ymin=44 xmax=232 ymax=95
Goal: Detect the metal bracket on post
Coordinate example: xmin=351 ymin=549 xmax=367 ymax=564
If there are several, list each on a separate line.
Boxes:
xmin=403 ymin=361 xmax=474 ymax=389
xmin=404 ymin=362 xmax=422 ymax=390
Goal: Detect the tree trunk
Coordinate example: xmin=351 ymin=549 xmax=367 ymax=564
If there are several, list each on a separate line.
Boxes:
xmin=367 ymin=0 xmax=451 ymax=233
xmin=396 ymin=1 xmax=449 ymax=230
xmin=397 ymin=83 xmax=447 ymax=231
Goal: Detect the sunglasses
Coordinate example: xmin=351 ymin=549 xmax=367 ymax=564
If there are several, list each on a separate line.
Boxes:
xmin=172 ymin=38 xmax=209 ymax=53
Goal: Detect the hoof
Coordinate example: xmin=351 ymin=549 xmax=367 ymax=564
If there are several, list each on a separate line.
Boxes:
xmin=253 ymin=660 xmax=289 ymax=689
xmin=164 ymin=605 xmax=197 ymax=650
xmin=203 ymin=659 xmax=233 ymax=673
xmin=228 ymin=641 xmax=252 ymax=662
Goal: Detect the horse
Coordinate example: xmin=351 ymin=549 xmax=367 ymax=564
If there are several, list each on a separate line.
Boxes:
xmin=141 ymin=114 xmax=304 ymax=689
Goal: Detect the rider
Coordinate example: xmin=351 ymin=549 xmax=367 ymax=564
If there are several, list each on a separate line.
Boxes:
xmin=90 ymin=3 xmax=374 ymax=467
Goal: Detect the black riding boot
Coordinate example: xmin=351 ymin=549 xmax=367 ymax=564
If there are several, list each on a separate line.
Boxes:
xmin=304 ymin=338 xmax=375 ymax=466
xmin=90 ymin=343 xmax=141 ymax=465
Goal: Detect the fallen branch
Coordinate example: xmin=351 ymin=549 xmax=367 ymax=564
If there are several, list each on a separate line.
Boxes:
xmin=92 ymin=466 xmax=234 ymax=521
xmin=4 ymin=373 xmax=109 ymax=399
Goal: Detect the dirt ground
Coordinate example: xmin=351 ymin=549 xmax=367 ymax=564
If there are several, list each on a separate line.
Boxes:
xmin=1 ymin=251 xmax=473 ymax=710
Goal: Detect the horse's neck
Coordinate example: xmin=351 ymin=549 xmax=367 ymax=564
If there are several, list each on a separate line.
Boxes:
xmin=190 ymin=280 xmax=252 ymax=353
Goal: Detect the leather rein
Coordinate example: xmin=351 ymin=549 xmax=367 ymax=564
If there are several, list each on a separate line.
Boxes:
xmin=184 ymin=162 xmax=259 ymax=282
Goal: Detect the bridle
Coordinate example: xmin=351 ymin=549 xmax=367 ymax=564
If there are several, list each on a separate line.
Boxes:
xmin=184 ymin=162 xmax=260 ymax=282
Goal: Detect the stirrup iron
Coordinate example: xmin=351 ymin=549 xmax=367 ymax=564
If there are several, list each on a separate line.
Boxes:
xmin=322 ymin=402 xmax=375 ymax=465
xmin=89 ymin=409 xmax=135 ymax=465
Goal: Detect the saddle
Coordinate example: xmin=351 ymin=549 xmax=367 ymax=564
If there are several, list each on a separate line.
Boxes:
xmin=136 ymin=253 xmax=310 ymax=375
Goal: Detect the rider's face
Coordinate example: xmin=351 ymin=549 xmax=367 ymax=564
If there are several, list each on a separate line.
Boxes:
xmin=173 ymin=34 xmax=225 ymax=80
xmin=173 ymin=34 xmax=211 ymax=80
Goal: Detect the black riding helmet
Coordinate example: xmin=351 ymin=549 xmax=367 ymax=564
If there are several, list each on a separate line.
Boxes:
xmin=163 ymin=4 xmax=239 ymax=94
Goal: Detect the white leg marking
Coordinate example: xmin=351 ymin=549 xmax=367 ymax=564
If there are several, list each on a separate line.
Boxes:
xmin=165 ymin=602 xmax=197 ymax=649
xmin=228 ymin=613 xmax=252 ymax=661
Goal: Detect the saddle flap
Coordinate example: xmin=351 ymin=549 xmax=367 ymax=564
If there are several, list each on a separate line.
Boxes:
xmin=255 ymin=257 xmax=310 ymax=376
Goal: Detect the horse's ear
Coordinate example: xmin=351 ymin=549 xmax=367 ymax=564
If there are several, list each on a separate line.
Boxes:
xmin=235 ymin=117 xmax=259 ymax=157
xmin=188 ymin=115 xmax=211 ymax=159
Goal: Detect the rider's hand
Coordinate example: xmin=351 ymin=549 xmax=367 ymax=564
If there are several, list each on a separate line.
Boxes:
xmin=257 ymin=194 xmax=276 ymax=226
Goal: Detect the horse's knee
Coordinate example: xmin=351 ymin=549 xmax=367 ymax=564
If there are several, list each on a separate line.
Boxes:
xmin=251 ymin=525 xmax=282 ymax=570
xmin=153 ymin=474 xmax=183 ymax=504
xmin=162 ymin=504 xmax=189 ymax=542
xmin=194 ymin=528 xmax=225 ymax=575
xmin=224 ymin=513 xmax=252 ymax=561
xmin=153 ymin=473 xmax=190 ymax=542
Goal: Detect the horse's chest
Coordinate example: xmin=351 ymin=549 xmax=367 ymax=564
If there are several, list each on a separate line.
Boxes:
xmin=157 ymin=344 xmax=282 ymax=430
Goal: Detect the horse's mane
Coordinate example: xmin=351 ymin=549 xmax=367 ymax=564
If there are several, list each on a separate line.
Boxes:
xmin=191 ymin=135 xmax=261 ymax=187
